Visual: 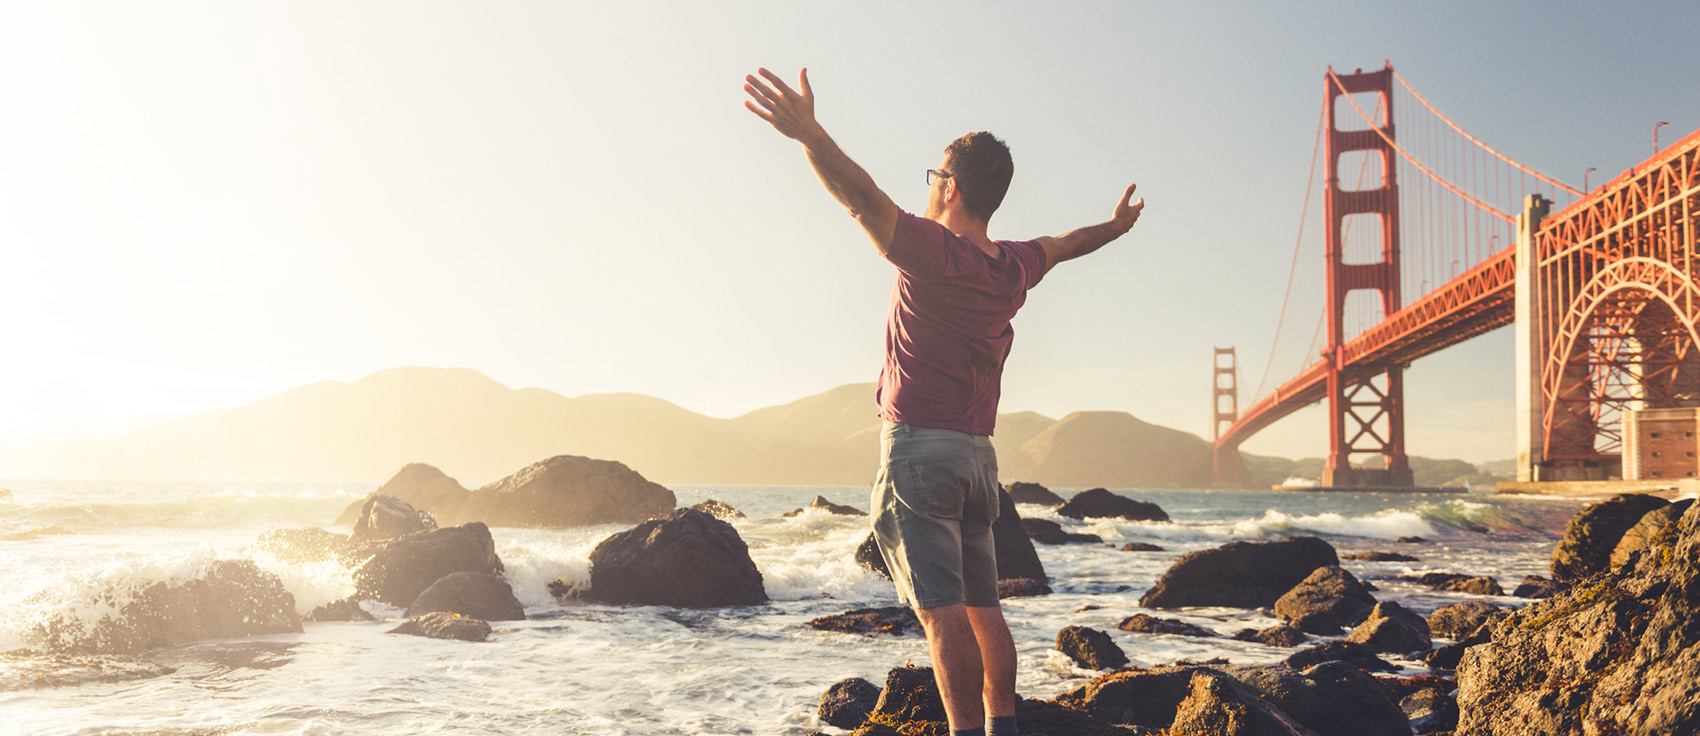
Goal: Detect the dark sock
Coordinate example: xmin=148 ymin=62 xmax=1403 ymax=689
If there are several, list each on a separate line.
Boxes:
xmin=989 ymin=714 xmax=1018 ymax=736
xmin=950 ymin=728 xmax=986 ymax=736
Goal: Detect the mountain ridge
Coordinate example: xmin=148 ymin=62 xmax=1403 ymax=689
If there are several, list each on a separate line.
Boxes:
xmin=2 ymin=366 xmax=1494 ymax=488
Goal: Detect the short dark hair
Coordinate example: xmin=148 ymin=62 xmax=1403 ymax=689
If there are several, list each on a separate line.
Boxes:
xmin=942 ymin=132 xmax=1013 ymax=222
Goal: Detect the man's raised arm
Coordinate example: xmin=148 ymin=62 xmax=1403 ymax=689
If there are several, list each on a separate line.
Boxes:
xmin=1034 ymin=183 xmax=1145 ymax=275
xmin=744 ymin=68 xmax=900 ymax=255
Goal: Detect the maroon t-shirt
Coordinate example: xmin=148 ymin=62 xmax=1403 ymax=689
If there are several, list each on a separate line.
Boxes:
xmin=876 ymin=211 xmax=1048 ymax=436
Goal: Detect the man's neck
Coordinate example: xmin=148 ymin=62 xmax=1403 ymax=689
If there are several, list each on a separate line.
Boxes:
xmin=933 ymin=210 xmax=997 ymax=256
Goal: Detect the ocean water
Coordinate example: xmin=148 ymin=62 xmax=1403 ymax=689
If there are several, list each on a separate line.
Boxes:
xmin=0 ymin=479 xmax=1591 ymax=735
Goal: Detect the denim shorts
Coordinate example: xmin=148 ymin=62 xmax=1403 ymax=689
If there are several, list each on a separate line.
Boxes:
xmin=870 ymin=420 xmax=1001 ymax=608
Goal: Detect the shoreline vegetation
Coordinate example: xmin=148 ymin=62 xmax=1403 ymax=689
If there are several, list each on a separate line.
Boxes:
xmin=5 ymin=452 xmax=1692 ymax=734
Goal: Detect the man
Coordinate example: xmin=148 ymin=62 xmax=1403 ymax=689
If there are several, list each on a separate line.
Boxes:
xmin=744 ymin=67 xmax=1142 ymax=736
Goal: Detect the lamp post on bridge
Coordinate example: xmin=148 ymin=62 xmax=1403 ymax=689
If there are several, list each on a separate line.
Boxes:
xmin=1584 ymin=167 xmax=1597 ymax=192
xmin=1655 ymin=122 xmax=1670 ymax=155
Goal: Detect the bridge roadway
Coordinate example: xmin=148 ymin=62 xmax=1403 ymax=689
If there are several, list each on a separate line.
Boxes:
xmin=1217 ymin=246 xmax=1517 ymax=450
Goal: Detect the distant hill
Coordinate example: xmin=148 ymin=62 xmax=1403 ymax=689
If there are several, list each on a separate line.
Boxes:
xmin=0 ymin=366 xmax=1495 ymax=488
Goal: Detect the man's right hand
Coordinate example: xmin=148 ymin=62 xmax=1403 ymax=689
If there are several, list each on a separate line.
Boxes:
xmin=744 ymin=67 xmax=822 ymax=143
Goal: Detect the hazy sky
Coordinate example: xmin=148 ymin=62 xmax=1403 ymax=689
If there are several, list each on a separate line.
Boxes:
xmin=2 ymin=1 xmax=1696 ymax=464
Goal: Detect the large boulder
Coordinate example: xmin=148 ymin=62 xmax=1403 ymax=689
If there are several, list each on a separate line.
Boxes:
xmin=868 ymin=664 xmax=947 ymax=726
xmin=1007 ymin=481 xmax=1065 ymax=506
xmin=1140 ymin=537 xmax=1339 ymax=609
xmin=1272 ymin=566 xmax=1376 ymax=634
xmin=819 ymin=677 xmax=881 ymax=730
xmin=1427 ymin=601 xmax=1502 ymax=640
xmin=1609 ymin=498 xmax=1693 ymax=569
xmin=1057 ymin=665 xmax=1220 ymax=729
xmin=353 ymin=523 xmax=504 ymax=606
xmin=587 ymin=508 xmax=766 ymax=607
xmin=473 ymin=455 xmax=676 ymax=528
xmin=1511 ymin=574 xmax=1563 ymax=599
xmin=251 ymin=527 xmax=351 ymax=564
xmin=404 ymin=571 xmax=525 ymax=621
xmin=34 ymin=559 xmax=301 ymax=656
xmin=335 ymin=463 xmax=472 ymax=526
xmin=1455 ymin=501 xmax=1700 ymax=736
xmin=1346 ymin=601 xmax=1431 ymax=654
xmin=1283 ymin=641 xmax=1396 ymax=672
xmin=991 ymin=486 xmax=1047 ymax=581
xmin=1403 ymin=688 xmax=1459 ymax=734
xmin=782 ymin=495 xmax=866 ymax=517
xmin=387 ymin=611 xmax=490 ymax=642
xmin=1021 ymin=518 xmax=1102 ymax=545
xmin=1231 ymin=625 xmax=1307 ymax=647
xmin=1549 ymin=492 xmax=1669 ymax=581
xmin=1057 ymin=625 xmax=1129 ymax=670
xmin=1169 ymin=669 xmax=1319 ymax=736
xmin=1057 ymin=488 xmax=1170 ymax=522
xmin=1229 ymin=662 xmax=1410 ymax=736
xmin=350 ymin=495 xmax=437 ymax=544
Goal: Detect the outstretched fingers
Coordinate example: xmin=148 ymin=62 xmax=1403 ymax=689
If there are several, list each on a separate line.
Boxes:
xmin=758 ymin=67 xmax=797 ymax=98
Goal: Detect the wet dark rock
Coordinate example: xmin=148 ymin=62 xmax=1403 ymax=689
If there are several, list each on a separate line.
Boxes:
xmin=1609 ymin=498 xmax=1692 ymax=569
xmin=1549 ymin=492 xmax=1669 ymax=581
xmin=688 ymin=498 xmax=745 ymax=520
xmin=1120 ymin=541 xmax=1165 ymax=552
xmin=855 ymin=533 xmax=890 ymax=580
xmin=386 ymin=611 xmax=490 ymax=642
xmin=1140 ymin=536 xmax=1339 ymax=610
xmin=1008 ymin=697 xmax=1143 ymax=736
xmin=252 ymin=527 xmax=352 ymax=564
xmin=1347 ymin=601 xmax=1431 ymax=654
xmin=1426 ymin=601 xmax=1502 ymax=640
xmin=1402 ymin=688 xmax=1458 ymax=733
xmin=819 ymin=677 xmax=881 ymax=730
xmin=404 ymin=571 xmax=525 ymax=621
xmin=1341 ymin=551 xmax=1420 ymax=562
xmin=1455 ymin=501 xmax=1700 ymax=736
xmin=1230 ymin=662 xmax=1411 ymax=736
xmin=1075 ymin=604 xmax=1103 ymax=613
xmin=350 ymin=494 xmax=437 ymax=544
xmin=546 ymin=579 xmax=583 ymax=603
xmin=1423 ymin=641 xmax=1468 ymax=669
xmin=1273 ymin=565 xmax=1377 ymax=634
xmin=808 ymin=607 xmax=920 ymax=637
xmin=1118 ymin=613 xmax=1216 ymax=638
xmin=305 ymin=597 xmax=374 ymax=622
xmin=1169 ymin=668 xmax=1317 ymax=736
xmin=1021 ymin=518 xmax=1103 ymax=545
xmin=1056 ymin=664 xmax=1219 ymax=729
xmin=1397 ymin=536 xmax=1427 ymax=543
xmin=353 ymin=522 xmax=504 ymax=607
xmin=1057 ymin=625 xmax=1129 ymax=670
xmin=472 ymin=455 xmax=676 ymax=528
xmin=783 ymin=495 xmax=866 ymax=518
xmin=335 ymin=463 xmax=473 ymax=526
xmin=1231 ymin=624 xmax=1308 ymax=647
xmin=1007 ymin=481 xmax=1065 ymax=506
xmin=1510 ymin=574 xmax=1563 ymax=599
xmin=1057 ymin=488 xmax=1170 ymax=522
xmin=588 ymin=508 xmax=765 ymax=608
xmin=990 ymin=487 xmax=1047 ymax=582
xmin=1283 ymin=641 xmax=1396 ymax=672
xmin=998 ymin=577 xmax=1052 ymax=599
xmin=1407 ymin=572 xmax=1504 ymax=596
xmin=33 ymin=559 xmax=301 ymax=656
xmin=869 ymin=664 xmax=947 ymax=726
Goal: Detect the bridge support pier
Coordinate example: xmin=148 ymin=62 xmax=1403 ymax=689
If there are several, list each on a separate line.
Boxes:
xmin=1514 ymin=194 xmax=1551 ymax=481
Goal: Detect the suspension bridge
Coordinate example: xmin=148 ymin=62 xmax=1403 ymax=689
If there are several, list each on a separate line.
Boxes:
xmin=1211 ymin=62 xmax=1700 ymax=489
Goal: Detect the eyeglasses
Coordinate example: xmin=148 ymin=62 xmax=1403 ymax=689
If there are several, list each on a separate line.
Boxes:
xmin=926 ymin=169 xmax=953 ymax=186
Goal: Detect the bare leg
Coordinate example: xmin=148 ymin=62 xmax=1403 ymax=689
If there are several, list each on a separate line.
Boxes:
xmin=966 ymin=604 xmax=1017 ymax=718
xmin=916 ymin=603 xmax=985 ymax=730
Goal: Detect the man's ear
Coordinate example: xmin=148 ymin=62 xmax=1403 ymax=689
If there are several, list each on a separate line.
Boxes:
xmin=944 ymin=177 xmax=959 ymax=203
